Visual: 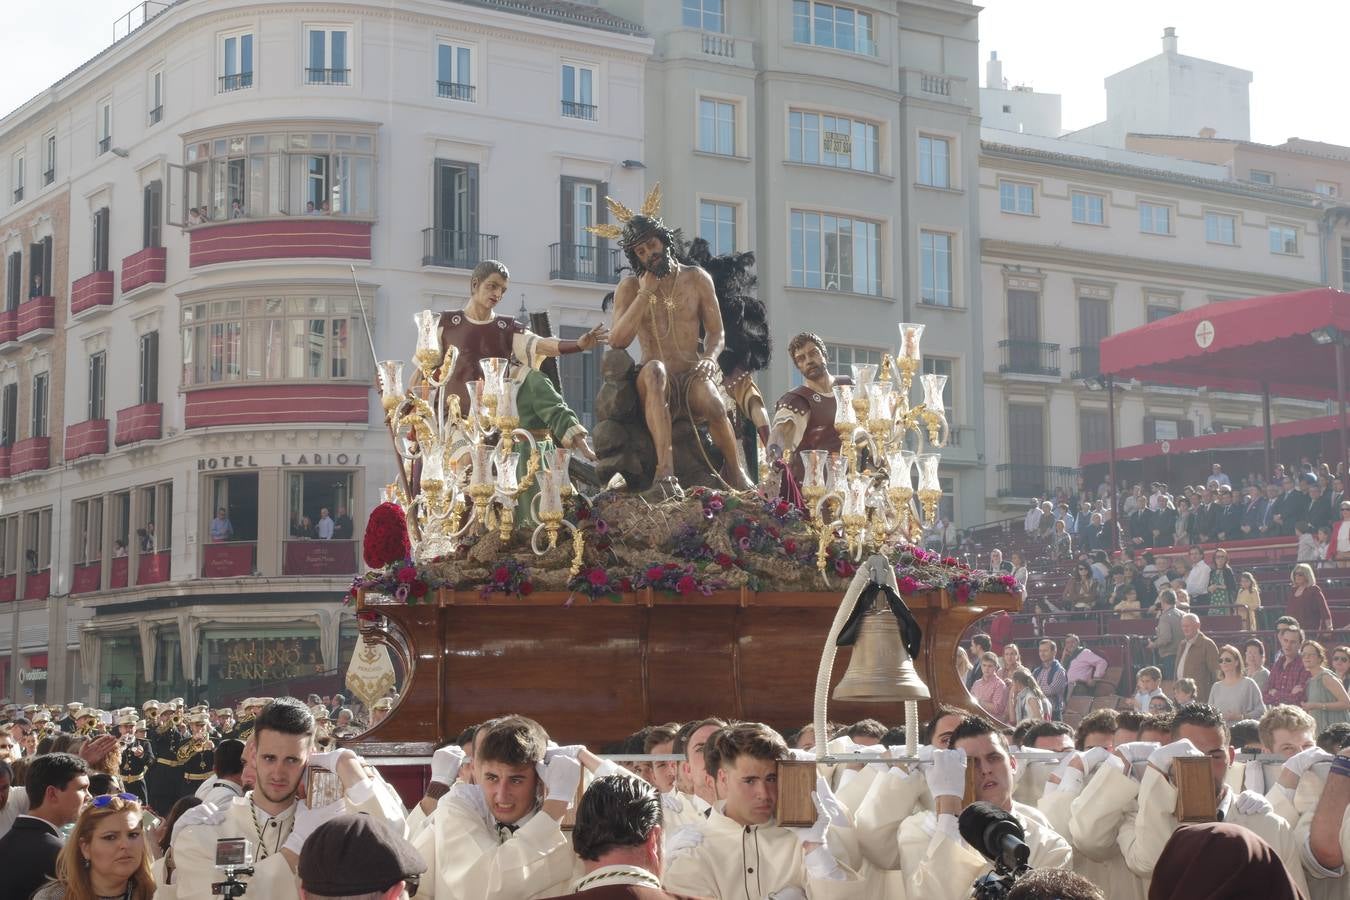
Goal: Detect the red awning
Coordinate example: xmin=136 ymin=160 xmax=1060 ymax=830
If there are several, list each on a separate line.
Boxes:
xmin=1097 ymin=288 xmax=1350 ymax=400
xmin=1080 ymin=413 xmax=1338 ymax=467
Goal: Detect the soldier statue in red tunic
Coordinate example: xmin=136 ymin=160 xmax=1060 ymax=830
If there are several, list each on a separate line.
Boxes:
xmin=767 ymin=332 xmax=853 ymax=499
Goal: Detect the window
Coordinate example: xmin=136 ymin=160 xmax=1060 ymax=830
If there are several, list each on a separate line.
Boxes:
xmin=1204 ymin=211 xmax=1236 ymax=245
xmin=4 ymin=252 xmax=19 ymax=311
xmin=29 ymin=237 xmax=51 ymax=299
xmin=31 ymin=372 xmax=48 ymax=438
xmin=792 ymin=342 xmax=882 ymax=387
xmin=697 ymin=98 xmax=736 ymax=156
xmin=0 ymin=384 xmax=16 ymax=446
xmin=73 ymin=497 xmax=104 ymax=566
xmin=682 ymin=0 xmax=724 ymax=31
xmin=219 ymin=32 xmax=255 ymax=92
xmin=137 ymin=482 xmax=173 ymax=553
xmin=1249 ymin=170 xmax=1274 ymax=185
xmin=1269 ymin=223 xmax=1298 ymax=255
xmin=88 ymin=351 xmax=107 ymax=421
xmin=561 ymin=63 xmax=596 ymax=120
xmin=139 ymin=331 xmax=159 ymax=404
xmin=788 ymin=110 xmax=879 ymax=173
xmin=436 ymin=41 xmax=474 ymax=101
xmin=180 ymin=294 xmax=369 ymax=387
xmin=429 ymin=160 xmax=480 ymax=266
xmin=143 ymin=181 xmax=163 ymax=249
xmin=555 ymin=177 xmax=611 ymax=280
xmin=998 ymin=180 xmax=1035 ymax=215
xmin=1079 ymin=409 xmax=1108 ymax=455
xmin=1139 ymin=202 xmax=1171 ymax=235
xmin=96 ymin=99 xmax=112 ymax=154
xmin=1342 ymin=240 xmax=1350 ymax=292
xmin=917 ymin=135 xmax=950 ymax=188
xmin=698 ymin=200 xmax=737 ymax=256
xmin=184 ymin=127 xmax=376 ymax=219
xmin=1147 ymin=304 xmax=1177 ymax=323
xmin=919 ymin=230 xmax=953 ymax=307
xmin=1071 ymin=191 xmax=1104 ymax=225
xmin=558 ymin=325 xmax=599 ymax=429
xmin=24 ymin=508 xmax=51 ymax=573
xmin=0 ymin=516 xmax=16 ymax=578
xmin=790 ymin=210 xmax=881 ymax=296
xmin=921 ymin=357 xmax=955 ymax=423
xmin=287 ymin=471 xmax=353 ymax=542
xmin=792 ymin=1 xmax=877 ymax=56
xmin=148 ymin=68 xmax=164 ymax=125
xmin=207 ymin=473 xmax=259 ymax=542
xmin=1317 ymin=181 xmax=1340 ymax=198
xmin=42 ymin=133 xmax=55 ymax=185
xmin=93 ymin=207 xmax=110 ymax=271
xmin=12 ymin=152 xmax=24 ymax=203
xmin=305 ymin=27 xmax=351 ymax=85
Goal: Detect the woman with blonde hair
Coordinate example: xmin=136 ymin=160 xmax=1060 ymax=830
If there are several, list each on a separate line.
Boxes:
xmin=1235 ymin=571 xmax=1261 ymax=632
xmin=1301 ymin=640 xmax=1350 ymax=735
xmin=1289 ymin=563 xmax=1332 ymax=632
xmin=32 ymin=793 xmax=155 ymax=900
xmin=1008 ymin=667 xmax=1052 ymax=723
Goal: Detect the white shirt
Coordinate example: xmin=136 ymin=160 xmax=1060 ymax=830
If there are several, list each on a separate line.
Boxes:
xmin=1185 ymin=560 xmax=1212 ymax=597
xmin=316 ymin=516 xmax=335 ymax=540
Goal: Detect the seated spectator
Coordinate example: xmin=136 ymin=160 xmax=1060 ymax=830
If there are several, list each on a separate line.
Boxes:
xmin=1009 ymin=550 xmax=1029 ymax=588
xmin=1112 ymin=584 xmax=1141 ymax=620
xmin=971 ymin=652 xmax=1010 ymax=721
xmin=1062 ymin=562 xmax=1101 ymax=610
xmin=1062 ymin=634 xmax=1107 ymax=690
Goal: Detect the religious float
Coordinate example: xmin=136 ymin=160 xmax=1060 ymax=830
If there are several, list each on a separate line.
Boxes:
xmin=340 ymin=188 xmax=1022 ymax=796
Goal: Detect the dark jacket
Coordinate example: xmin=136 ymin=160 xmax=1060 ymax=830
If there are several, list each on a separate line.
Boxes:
xmin=1308 ymin=493 xmax=1333 ymax=530
xmin=1278 ymin=490 xmax=1311 ymax=536
xmin=0 ymin=816 xmax=63 ymax=900
xmin=1216 ymin=503 xmax=1244 ymax=541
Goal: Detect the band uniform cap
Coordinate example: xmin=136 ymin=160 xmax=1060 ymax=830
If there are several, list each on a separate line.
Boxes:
xmin=66 ymin=701 xmax=82 ymax=710
xmin=186 ymin=711 xmax=210 ymax=726
xmin=216 ymin=708 xmax=233 ymax=717
xmin=117 ymin=713 xmax=138 ymax=727
xmin=142 ymin=700 xmax=161 ymax=711
xmin=257 ymin=697 xmax=274 ymax=705
xmin=299 ymin=813 xmax=426 ymax=895
xmin=22 ymin=704 xmax=39 ymax=714
xmin=32 ymin=711 xmax=51 ymax=723
xmin=373 ymin=697 xmax=393 ymax=711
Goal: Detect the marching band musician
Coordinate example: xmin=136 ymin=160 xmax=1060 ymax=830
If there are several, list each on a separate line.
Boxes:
xmin=115 ymin=711 xmax=153 ymax=805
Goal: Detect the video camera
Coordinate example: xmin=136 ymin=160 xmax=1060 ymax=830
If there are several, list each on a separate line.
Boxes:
xmin=959 ymin=802 xmax=1031 ymax=900
xmin=211 ymin=838 xmax=255 ymax=898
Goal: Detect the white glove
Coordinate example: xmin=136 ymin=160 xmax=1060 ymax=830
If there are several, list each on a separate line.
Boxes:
xmin=1080 ymin=746 xmax=1114 ymax=773
xmin=1147 ymin=738 xmax=1203 ymax=774
xmin=813 ymin=775 xmax=852 ymax=828
xmin=544 ymin=744 xmax=585 ymax=763
xmin=660 ymin=791 xmax=683 ymax=814
xmin=1283 ymin=746 xmax=1333 ymax=780
xmin=282 ymin=797 xmax=348 ymax=854
xmin=448 ymin=782 xmax=491 ymax=825
xmin=430 ymin=745 xmax=465 ymax=786
xmin=306 ymin=748 xmax=356 ymax=772
xmin=1116 ymin=741 xmax=1161 ymax=768
xmin=926 ymin=748 xmax=968 ymax=800
xmin=788 ymin=791 xmax=831 ymax=845
xmin=1234 ymin=789 xmax=1274 ymax=817
xmin=665 ymin=824 xmax=704 ymax=857
xmin=536 ymin=754 xmax=582 ymax=803
xmin=786 ymin=748 xmax=817 ymax=762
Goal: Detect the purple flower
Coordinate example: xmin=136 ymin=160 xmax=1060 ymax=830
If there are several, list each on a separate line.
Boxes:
xmin=394 ymin=583 xmax=410 ymax=601
xmin=707 ymin=496 xmax=725 ymax=511
xmin=738 ymin=536 xmax=752 ymax=551
xmin=595 ymin=519 xmax=609 ymax=535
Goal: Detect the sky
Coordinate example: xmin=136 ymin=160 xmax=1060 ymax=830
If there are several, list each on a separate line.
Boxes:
xmin=1 ymin=0 xmax=1348 ymax=148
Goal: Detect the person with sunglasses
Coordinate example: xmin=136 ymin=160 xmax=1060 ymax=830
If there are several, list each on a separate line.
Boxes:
xmin=1208 ymin=644 xmax=1266 ymax=724
xmin=31 ymin=793 xmax=154 ymax=900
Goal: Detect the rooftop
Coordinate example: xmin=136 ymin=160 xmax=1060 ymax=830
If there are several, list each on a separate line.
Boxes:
xmin=1128 ymin=133 xmax=1350 ymax=164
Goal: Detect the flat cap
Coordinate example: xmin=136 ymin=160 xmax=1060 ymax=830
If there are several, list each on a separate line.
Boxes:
xmin=299 ymin=813 xmax=425 ymax=895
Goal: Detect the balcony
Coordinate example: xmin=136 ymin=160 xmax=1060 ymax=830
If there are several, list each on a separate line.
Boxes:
xmin=218 ymin=72 xmax=253 ymax=92
xmin=305 ymin=68 xmax=351 ymax=85
xmin=701 ymin=33 xmax=736 ymax=57
xmin=110 ymin=556 xmax=128 ymax=589
xmin=422 ymin=229 xmax=497 ymax=269
xmin=997 ymin=340 xmax=1061 ymax=377
xmin=561 ymin=100 xmax=598 ymax=121
xmin=185 ymin=384 xmax=367 ymax=428
xmin=148 ymin=106 xmax=163 ymax=126
xmin=11 ymin=436 xmax=50 ymax=476
xmin=23 ymin=569 xmax=50 ymax=601
xmin=121 ymin=247 xmax=166 ymax=294
xmin=64 ymin=419 xmax=109 ymax=461
xmin=0 ymin=576 xmax=13 ymax=602
xmin=283 ymin=539 xmax=357 ymax=576
xmin=656 ymin=28 xmax=755 ymax=68
xmin=72 ymin=563 xmax=101 ymax=594
xmin=16 ymin=296 xmax=54 ymax=341
xmin=138 ymin=551 xmax=170 ymax=585
xmin=899 ymin=68 xmax=971 ymax=106
xmin=0 ymin=309 xmax=16 ymax=345
xmin=202 ymin=541 xmax=256 ymax=578
xmin=1069 ymin=346 xmax=1101 ymax=381
xmin=71 ymin=271 xmax=114 ymax=316
xmin=549 ymin=243 xmax=621 ymax=284
xmin=436 ymin=81 xmax=475 ymax=101
xmin=42 ymin=169 xmax=53 ymax=186
xmin=97 ymin=136 xmax=111 ymax=155
xmin=996 ymin=464 xmax=1081 ymax=500
xmin=189 ymin=218 xmax=371 ymax=267
xmin=0 ymin=444 xmax=10 ymax=478
xmin=114 ymin=402 xmax=162 ymax=445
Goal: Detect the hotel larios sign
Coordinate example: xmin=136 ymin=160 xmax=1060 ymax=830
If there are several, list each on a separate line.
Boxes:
xmin=197 ymin=453 xmax=363 ymax=470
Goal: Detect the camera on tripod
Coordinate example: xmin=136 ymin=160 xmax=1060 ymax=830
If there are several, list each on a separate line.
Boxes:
xmin=211 ymin=837 xmax=255 ymax=898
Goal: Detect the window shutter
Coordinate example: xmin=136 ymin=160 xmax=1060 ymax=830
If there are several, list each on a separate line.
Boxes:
xmin=560 ymin=177 xmax=576 ymax=248
xmin=596 ymin=180 xmax=609 ymax=262
xmin=1143 ymin=416 xmax=1156 ymax=443
xmin=1179 ymin=419 xmax=1195 ymax=438
xmin=42 ymin=237 xmax=52 ymax=292
xmin=466 ymin=164 xmax=479 ymax=238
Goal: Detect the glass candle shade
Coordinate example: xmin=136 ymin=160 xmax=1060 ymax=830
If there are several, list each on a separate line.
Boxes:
xmin=897 ymin=323 xmax=925 ymax=361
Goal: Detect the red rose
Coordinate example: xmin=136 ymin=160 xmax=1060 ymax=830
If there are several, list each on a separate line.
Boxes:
xmin=493 ymin=566 xmax=510 ymax=583
xmin=715 ymin=553 xmax=734 ymax=568
xmin=396 ymin=566 xmax=417 ymax=584
xmin=898 ymin=576 xmax=920 ymax=594
xmin=676 ymin=575 xmax=697 ymax=595
xmin=664 ymin=562 xmax=679 ymax=570
xmin=362 ymin=502 xmax=411 ymax=569
xmin=775 ymin=500 xmax=790 ymax=515
xmin=520 ymin=581 xmax=534 ymax=595
xmin=618 ymin=577 xmax=634 ymax=593
xmin=645 ymin=566 xmax=664 ymax=582
xmin=732 ymin=525 xmax=750 ymax=539
xmin=409 ymin=579 xmax=428 ymax=598
xmin=588 ymin=568 xmax=609 ymax=587
xmin=943 ymin=556 xmax=957 ymax=566
xmin=783 ymin=539 xmax=798 ymax=554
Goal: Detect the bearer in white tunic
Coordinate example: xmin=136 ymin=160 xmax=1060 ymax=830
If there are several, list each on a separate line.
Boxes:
xmin=171 ymin=699 xmax=406 ymax=900
xmin=896 ymin=716 xmax=1072 ymax=900
xmin=663 ymin=722 xmax=869 ymax=899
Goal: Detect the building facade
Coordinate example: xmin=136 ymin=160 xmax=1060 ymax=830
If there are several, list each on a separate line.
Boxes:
xmin=0 ymin=0 xmax=651 ymax=707
xmin=979 ymin=129 xmax=1349 ymax=515
xmin=599 ymin=0 xmax=988 ymax=526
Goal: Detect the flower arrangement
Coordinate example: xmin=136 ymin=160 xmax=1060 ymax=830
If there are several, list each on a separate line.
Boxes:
xmin=363 ymin=502 xmax=411 ymax=569
xmin=634 ymin=561 xmax=730 ymax=597
xmin=349 ymin=557 xmax=439 ymax=604
xmin=566 ymin=565 xmax=633 ymax=603
xmin=483 ymin=559 xmax=534 ymax=598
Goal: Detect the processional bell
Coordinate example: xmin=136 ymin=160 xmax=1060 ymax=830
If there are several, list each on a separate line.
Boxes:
xmin=833 ymin=566 xmax=930 ymax=703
